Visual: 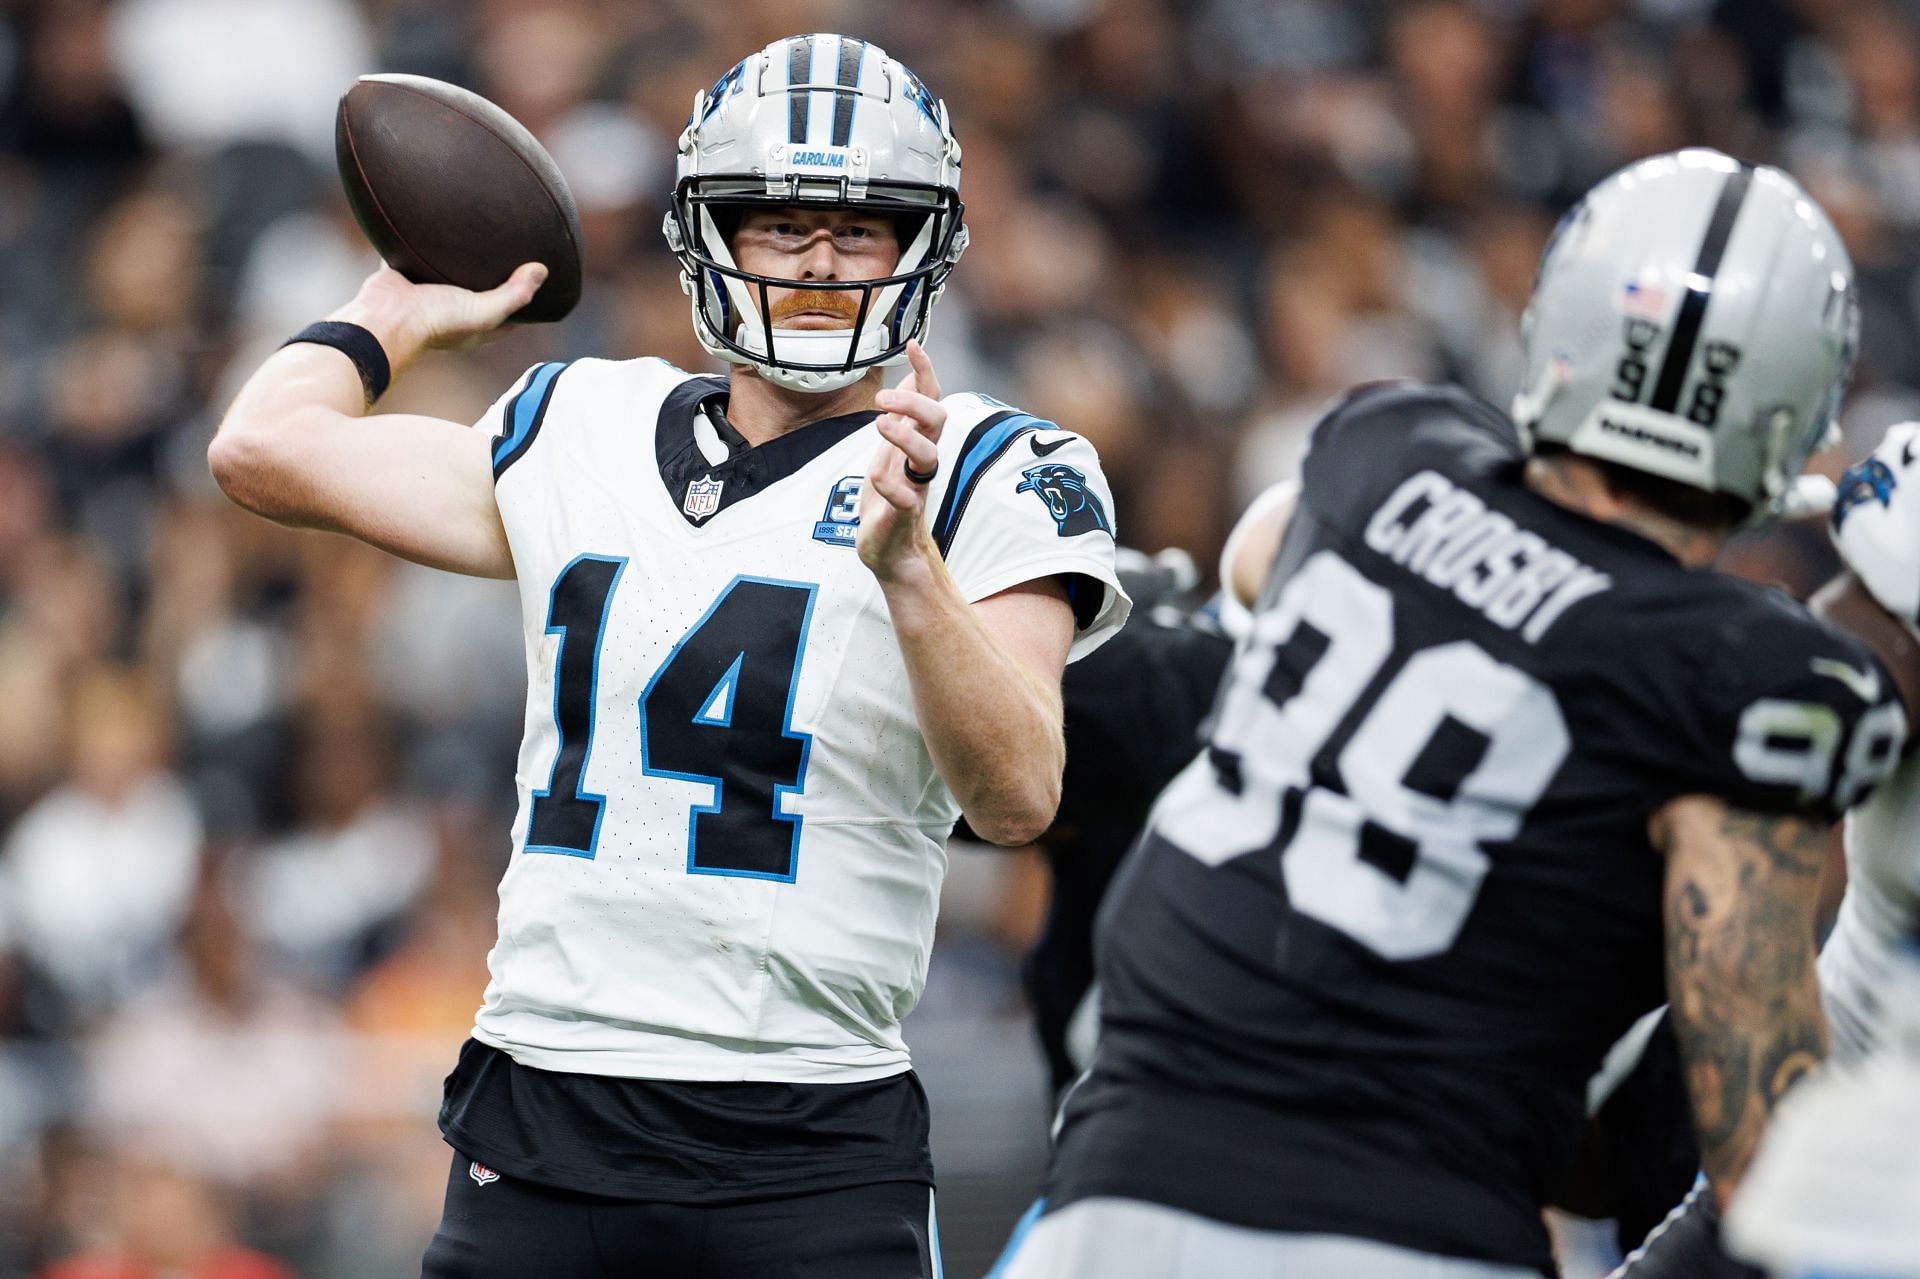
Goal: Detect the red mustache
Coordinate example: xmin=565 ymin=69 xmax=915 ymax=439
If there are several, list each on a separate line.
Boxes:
xmin=769 ymin=290 xmax=862 ymax=325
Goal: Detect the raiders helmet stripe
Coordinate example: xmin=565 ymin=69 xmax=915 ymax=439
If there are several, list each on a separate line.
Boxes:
xmin=1649 ymin=164 xmax=1754 ymax=414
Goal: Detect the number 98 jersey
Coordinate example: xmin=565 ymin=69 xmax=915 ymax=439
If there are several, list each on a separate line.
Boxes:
xmin=1047 ymin=381 xmax=1904 ymax=1274
xmin=475 ymin=358 xmax=1126 ymax=1084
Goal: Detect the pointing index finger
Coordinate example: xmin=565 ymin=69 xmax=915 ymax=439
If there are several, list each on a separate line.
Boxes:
xmin=905 ymin=340 xmax=942 ymax=403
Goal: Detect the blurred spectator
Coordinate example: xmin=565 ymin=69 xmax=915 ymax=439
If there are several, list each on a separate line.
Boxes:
xmin=1235 ymin=186 xmax=1443 ymax=502
xmin=106 ymin=0 xmax=372 ymax=163
xmin=1 ymin=666 xmax=199 ymax=1031
xmin=34 ymin=1152 xmax=295 ymax=1279
xmin=239 ymin=709 xmax=434 ymax=991
xmin=339 ymin=801 xmax=504 ymax=1130
xmin=1389 ymin=0 xmax=1505 ymax=216
xmin=82 ymin=867 xmax=344 ymax=1196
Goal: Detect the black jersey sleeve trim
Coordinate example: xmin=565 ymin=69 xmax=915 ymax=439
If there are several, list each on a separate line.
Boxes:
xmin=932 ymin=410 xmax=1050 ymax=557
xmin=1648 ymin=165 xmax=1753 ymax=413
xmin=491 ymin=362 xmax=570 ymax=480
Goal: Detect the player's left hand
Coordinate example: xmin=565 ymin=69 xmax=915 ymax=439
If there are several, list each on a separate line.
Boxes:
xmin=858 ymin=340 xmax=946 ymax=585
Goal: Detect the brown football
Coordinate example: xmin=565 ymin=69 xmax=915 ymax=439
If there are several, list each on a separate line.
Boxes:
xmin=335 ymin=74 xmax=583 ymax=324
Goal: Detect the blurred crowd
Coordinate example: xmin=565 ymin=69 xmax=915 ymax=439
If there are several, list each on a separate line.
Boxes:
xmin=2 ymin=0 xmax=1919 ymax=1274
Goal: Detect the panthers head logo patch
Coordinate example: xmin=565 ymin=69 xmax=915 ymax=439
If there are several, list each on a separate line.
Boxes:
xmin=1017 ymin=463 xmax=1112 ymax=538
xmin=1834 ymin=455 xmax=1897 ymax=531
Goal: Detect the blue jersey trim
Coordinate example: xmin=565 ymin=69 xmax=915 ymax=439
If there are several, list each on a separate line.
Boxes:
xmin=929 ymin=1187 xmax=946 ymax=1279
xmin=691 ymin=652 xmax=745 ymax=727
xmin=932 ymin=410 xmax=1054 ymax=557
xmin=492 ymin=362 xmax=569 ymax=479
xmin=982 ymin=1198 xmax=1045 ymax=1279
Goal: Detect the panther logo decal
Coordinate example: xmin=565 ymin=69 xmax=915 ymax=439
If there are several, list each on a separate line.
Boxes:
xmin=1017 ymin=463 xmax=1112 ymax=538
xmin=1833 ymin=455 xmax=1897 ymax=531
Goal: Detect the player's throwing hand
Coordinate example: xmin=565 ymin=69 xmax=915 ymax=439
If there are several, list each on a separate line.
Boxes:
xmin=858 ymin=340 xmax=946 ymax=583
xmin=333 ymin=262 xmax=548 ymax=373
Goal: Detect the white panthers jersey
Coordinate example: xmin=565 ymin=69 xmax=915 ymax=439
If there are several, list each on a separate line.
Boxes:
xmin=470 ymin=357 xmax=1127 ymax=1082
xmin=1823 ymin=755 xmax=1920 ymax=1060
xmin=1823 ymin=423 xmax=1920 ymax=1061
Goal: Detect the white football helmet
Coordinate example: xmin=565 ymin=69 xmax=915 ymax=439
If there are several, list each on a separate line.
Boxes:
xmin=1512 ymin=149 xmax=1859 ymax=518
xmin=663 ymin=34 xmax=968 ymax=393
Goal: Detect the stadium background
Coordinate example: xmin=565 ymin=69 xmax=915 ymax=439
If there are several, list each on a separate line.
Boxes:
xmin=0 ymin=0 xmax=1910 ymax=1274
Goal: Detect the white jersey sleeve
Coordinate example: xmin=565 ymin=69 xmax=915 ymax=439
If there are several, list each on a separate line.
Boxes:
xmin=1832 ymin=421 xmax=1920 ymax=625
xmin=926 ymin=394 xmax=1130 ymax=660
xmin=1822 ymin=420 xmax=1920 ymax=1061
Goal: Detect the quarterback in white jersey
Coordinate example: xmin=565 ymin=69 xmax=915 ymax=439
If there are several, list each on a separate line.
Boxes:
xmin=479 ymin=358 xmax=1121 ymax=1082
xmin=210 ymin=33 xmax=1125 ymax=1279
xmin=1818 ymin=422 xmax=1920 ymax=1061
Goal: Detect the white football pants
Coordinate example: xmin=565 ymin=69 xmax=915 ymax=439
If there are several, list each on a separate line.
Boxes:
xmin=992 ymin=1198 xmax=1544 ymax=1279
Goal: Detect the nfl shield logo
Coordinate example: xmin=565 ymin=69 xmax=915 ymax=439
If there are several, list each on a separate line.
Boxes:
xmin=684 ymin=475 xmax=724 ymax=520
xmin=468 ymin=1160 xmax=501 ymax=1186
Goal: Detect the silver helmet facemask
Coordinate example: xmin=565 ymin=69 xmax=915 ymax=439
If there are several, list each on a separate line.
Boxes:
xmin=664 ymin=35 xmax=968 ymax=394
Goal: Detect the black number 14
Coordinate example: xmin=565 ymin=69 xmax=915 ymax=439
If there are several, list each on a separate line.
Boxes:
xmin=527 ymin=558 xmax=817 ymax=881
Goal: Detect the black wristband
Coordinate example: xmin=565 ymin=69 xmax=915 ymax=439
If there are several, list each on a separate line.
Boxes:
xmin=281 ymin=321 xmax=392 ymax=405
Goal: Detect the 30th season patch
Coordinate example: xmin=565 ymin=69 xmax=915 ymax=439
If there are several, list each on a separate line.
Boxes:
xmin=813 ymin=475 xmax=862 ymax=546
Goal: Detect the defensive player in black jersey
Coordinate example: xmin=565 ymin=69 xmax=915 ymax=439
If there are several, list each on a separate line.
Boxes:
xmin=995 ymin=148 xmax=1906 ymax=1278
xmin=1606 ymin=443 xmax=1920 ymax=1275
xmin=1027 ymin=549 xmax=1236 ymax=1095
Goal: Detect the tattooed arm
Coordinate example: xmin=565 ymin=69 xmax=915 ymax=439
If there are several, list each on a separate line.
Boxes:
xmin=1650 ymin=794 xmax=1830 ymax=1207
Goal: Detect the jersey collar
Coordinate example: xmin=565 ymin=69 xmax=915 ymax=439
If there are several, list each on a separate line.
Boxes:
xmin=656 ymin=375 xmax=877 ymax=527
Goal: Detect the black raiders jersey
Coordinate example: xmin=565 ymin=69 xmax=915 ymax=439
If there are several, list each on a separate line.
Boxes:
xmin=1028 ymin=579 xmax=1235 ymax=1094
xmin=1044 ymin=382 xmax=1907 ymax=1274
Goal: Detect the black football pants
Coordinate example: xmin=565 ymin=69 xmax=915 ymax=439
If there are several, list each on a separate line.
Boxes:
xmin=421 ymin=1151 xmax=941 ymax=1279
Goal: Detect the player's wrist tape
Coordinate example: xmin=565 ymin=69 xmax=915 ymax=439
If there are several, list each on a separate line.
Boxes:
xmin=282 ymin=321 xmax=392 ymax=405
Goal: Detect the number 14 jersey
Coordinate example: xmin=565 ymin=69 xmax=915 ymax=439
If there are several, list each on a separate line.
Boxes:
xmin=1047 ymin=381 xmax=1903 ymax=1274
xmin=476 ymin=357 xmax=1125 ymax=1083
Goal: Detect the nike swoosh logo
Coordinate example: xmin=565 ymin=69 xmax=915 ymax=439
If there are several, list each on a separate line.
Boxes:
xmin=1029 ymin=434 xmax=1072 ymax=457
xmin=1904 ymin=437 xmax=1915 ymax=468
xmin=1811 ymin=656 xmax=1881 ymax=703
